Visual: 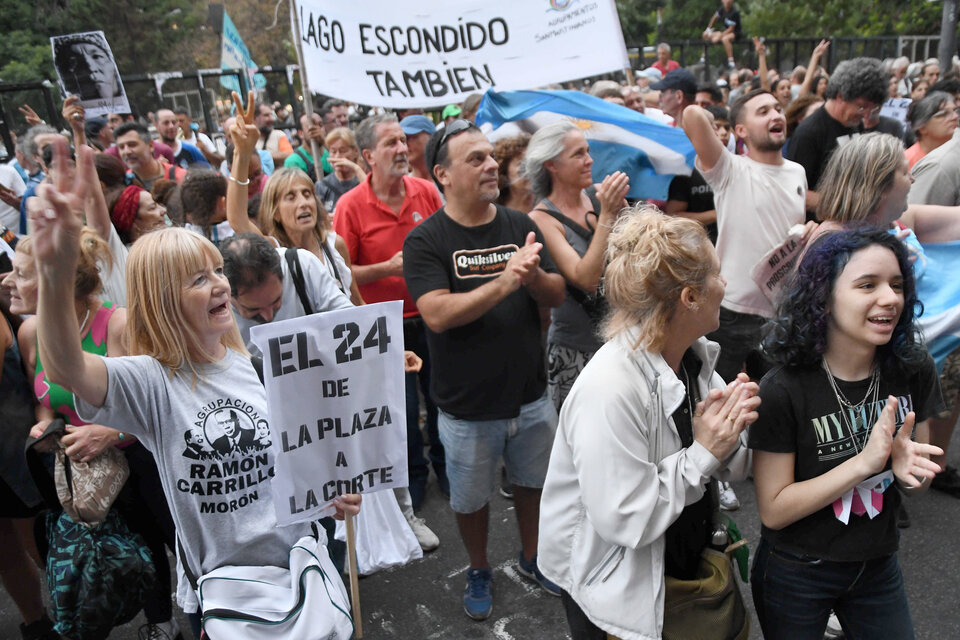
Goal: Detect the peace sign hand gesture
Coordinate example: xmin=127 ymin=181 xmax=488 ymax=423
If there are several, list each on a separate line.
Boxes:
xmin=230 ymin=90 xmax=261 ymax=156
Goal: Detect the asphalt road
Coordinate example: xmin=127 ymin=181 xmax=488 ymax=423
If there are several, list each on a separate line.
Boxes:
xmin=2 ymin=429 xmax=958 ymax=640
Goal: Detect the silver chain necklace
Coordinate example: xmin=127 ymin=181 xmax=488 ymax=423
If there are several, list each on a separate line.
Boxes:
xmin=822 ymin=357 xmax=881 ymax=454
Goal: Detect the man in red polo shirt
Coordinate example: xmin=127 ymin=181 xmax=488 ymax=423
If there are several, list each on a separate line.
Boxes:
xmin=333 ymin=114 xmax=447 ymax=510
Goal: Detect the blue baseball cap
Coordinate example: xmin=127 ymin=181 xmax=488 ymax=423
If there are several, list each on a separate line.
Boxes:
xmin=400 ymin=115 xmax=436 ymax=136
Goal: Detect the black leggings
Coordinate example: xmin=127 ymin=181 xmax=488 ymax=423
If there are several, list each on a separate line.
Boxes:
xmin=561 ymin=590 xmax=610 ymax=640
xmin=113 ymin=442 xmax=177 ymax=624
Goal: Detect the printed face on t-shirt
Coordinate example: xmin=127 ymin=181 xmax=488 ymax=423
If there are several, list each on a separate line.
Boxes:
xmin=217 ymin=411 xmax=240 ymax=438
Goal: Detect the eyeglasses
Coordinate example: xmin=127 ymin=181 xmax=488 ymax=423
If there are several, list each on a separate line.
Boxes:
xmin=932 ymin=107 xmax=960 ymax=119
xmin=426 ymin=119 xmax=477 ymax=169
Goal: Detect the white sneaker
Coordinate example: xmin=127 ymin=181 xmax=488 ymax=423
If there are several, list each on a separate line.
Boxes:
xmin=824 ymin=612 xmax=844 ymax=639
xmin=407 ymin=514 xmax=439 ymax=552
xmin=718 ymin=481 xmax=740 ymax=511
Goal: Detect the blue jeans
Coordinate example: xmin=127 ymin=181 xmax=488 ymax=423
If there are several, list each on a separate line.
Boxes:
xmin=751 ymin=539 xmax=915 ymax=640
xmin=403 ymin=318 xmax=445 ymax=507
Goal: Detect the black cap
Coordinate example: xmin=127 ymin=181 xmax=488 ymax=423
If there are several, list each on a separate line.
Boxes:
xmin=650 ymin=68 xmax=698 ymax=95
xmin=84 ymin=117 xmax=108 ymax=139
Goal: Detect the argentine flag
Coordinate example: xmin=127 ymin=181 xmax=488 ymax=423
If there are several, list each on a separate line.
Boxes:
xmin=914 ymin=239 xmax=960 ymax=371
xmin=476 ymin=89 xmax=696 ymax=200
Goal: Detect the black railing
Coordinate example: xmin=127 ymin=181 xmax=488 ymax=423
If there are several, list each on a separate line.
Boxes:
xmin=629 ymin=36 xmax=919 ymax=80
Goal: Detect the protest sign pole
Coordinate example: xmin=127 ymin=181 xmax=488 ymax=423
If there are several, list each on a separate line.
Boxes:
xmin=345 ymin=512 xmax=363 ymax=638
xmin=289 ymin=0 xmax=324 ymax=174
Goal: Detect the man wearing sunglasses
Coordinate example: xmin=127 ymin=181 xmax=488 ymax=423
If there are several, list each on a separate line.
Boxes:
xmin=403 ymin=120 xmax=566 ymax=620
xmin=333 ymin=114 xmax=447 ymax=512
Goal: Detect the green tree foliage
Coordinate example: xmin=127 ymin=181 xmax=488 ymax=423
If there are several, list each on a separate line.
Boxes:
xmin=743 ymin=0 xmax=944 ymax=38
xmin=613 ymin=0 xmax=947 ymax=43
xmin=616 ymin=0 xmax=663 ymax=45
xmin=658 ymin=0 xmax=721 ymax=41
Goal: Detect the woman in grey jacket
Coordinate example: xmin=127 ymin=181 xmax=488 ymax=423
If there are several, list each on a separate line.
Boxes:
xmin=538 ymin=206 xmax=759 ymax=640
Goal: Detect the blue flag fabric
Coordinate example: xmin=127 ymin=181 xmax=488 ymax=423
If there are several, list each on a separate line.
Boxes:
xmin=476 ymin=89 xmax=696 ymax=200
xmin=912 ymin=238 xmax=960 ymax=371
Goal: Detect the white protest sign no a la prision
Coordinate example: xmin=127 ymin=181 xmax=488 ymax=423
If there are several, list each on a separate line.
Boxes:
xmin=292 ymin=0 xmax=629 ymax=109
xmin=250 ymin=301 xmax=407 ymax=526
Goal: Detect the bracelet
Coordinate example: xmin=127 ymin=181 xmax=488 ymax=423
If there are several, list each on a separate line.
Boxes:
xmin=229 ymin=175 xmax=250 ymax=186
xmin=597 ymin=220 xmax=616 ymax=230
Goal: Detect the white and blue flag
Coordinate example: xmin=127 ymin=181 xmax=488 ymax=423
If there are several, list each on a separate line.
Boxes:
xmin=912 ymin=238 xmax=960 ymax=371
xmin=476 ymin=89 xmax=696 ymax=200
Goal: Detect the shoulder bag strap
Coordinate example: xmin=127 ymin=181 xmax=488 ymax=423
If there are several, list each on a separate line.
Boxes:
xmin=534 ymin=198 xmax=594 ymax=243
xmin=284 ymin=248 xmax=315 ymax=315
xmin=319 ymin=238 xmax=347 ymax=294
xmin=177 ymin=536 xmax=199 ymax=593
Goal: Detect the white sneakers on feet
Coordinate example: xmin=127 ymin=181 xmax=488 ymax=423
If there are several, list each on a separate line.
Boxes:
xmin=718 ymin=481 xmax=740 ymax=511
xmin=824 ymin=612 xmax=844 ymax=639
xmin=406 ymin=514 xmax=439 ymax=552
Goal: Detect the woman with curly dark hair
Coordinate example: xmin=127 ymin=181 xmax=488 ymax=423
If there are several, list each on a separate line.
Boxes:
xmin=748 ymin=227 xmax=943 ymax=640
xmin=492 ymin=134 xmax=533 ymax=213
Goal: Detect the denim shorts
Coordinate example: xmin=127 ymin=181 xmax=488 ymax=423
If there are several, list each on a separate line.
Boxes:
xmin=438 ymin=393 xmax=558 ymax=514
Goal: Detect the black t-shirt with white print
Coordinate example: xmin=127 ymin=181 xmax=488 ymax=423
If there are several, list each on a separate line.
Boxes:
xmin=403 ymin=204 xmax=558 ymax=421
xmin=715 ymin=6 xmax=743 ymax=39
xmin=748 ymin=355 xmax=943 ymax=561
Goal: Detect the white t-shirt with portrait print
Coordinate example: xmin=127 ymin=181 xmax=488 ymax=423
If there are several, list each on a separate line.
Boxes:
xmin=75 ymin=348 xmax=309 ymax=612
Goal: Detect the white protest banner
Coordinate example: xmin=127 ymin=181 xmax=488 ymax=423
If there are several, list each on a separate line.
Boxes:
xmin=50 ymin=31 xmax=130 ymax=118
xmin=249 ymin=301 xmax=407 ymax=526
xmin=880 ymin=97 xmax=912 ymax=127
xmin=291 ymin=0 xmax=630 ymax=109
xmin=750 ymin=224 xmax=809 ymax=305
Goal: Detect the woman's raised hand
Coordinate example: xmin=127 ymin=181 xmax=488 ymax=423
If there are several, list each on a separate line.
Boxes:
xmin=693 ymin=372 xmax=760 ymax=461
xmin=859 ymin=396 xmax=898 ymax=475
xmin=230 ymin=90 xmax=261 ymax=155
xmin=27 ymin=142 xmax=84 ymax=270
xmin=329 ymin=157 xmax=366 ymax=182
xmin=596 ymin=171 xmax=630 ymax=223
xmin=891 ymin=411 xmax=943 ymax=488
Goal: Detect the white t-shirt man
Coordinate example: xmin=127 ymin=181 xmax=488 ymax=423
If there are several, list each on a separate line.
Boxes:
xmin=700 ymin=149 xmax=807 ymax=318
xmin=182 ymin=130 xmax=217 ymax=155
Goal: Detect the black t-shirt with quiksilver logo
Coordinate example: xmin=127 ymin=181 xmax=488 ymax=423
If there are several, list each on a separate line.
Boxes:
xmin=404 ymin=205 xmax=558 ymax=420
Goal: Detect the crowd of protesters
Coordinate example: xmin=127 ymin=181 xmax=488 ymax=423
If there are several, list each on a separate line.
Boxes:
xmin=0 ymin=10 xmax=958 ymax=639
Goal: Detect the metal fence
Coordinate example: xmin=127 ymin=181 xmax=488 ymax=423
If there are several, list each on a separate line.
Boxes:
xmin=629 ymin=35 xmax=945 ymax=79
xmin=0 ymin=66 xmax=306 ymax=162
